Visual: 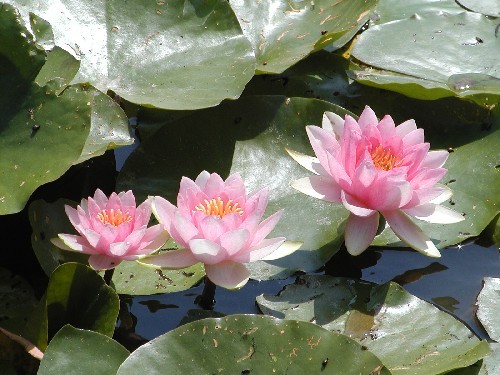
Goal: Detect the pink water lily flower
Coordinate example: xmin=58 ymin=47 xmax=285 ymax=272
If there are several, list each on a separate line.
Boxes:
xmin=140 ymin=171 xmax=299 ymax=289
xmin=287 ymin=106 xmax=464 ymax=257
xmin=52 ymin=189 xmax=169 ymax=270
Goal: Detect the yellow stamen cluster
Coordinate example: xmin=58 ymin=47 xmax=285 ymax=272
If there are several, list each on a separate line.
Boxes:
xmin=195 ymin=197 xmax=243 ymax=218
xmin=97 ymin=209 xmax=132 ymax=226
xmin=371 ymin=145 xmax=402 ymax=171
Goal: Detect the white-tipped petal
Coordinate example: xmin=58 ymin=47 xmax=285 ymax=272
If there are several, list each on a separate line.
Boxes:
xmin=404 ymin=204 xmax=465 ymax=224
xmin=345 ymin=212 xmax=380 ymax=256
xmin=341 ymin=191 xmax=375 ymax=217
xmin=291 ymin=175 xmax=342 ymax=203
xmin=429 ymin=185 xmax=453 ymax=204
xmin=261 ymin=240 xmax=302 ymax=261
xmin=383 ymin=210 xmax=441 ymax=257
xmin=139 ymin=248 xmax=199 ymax=268
xmin=322 ymin=111 xmax=344 ymax=139
xmin=285 ymin=148 xmax=328 ymax=175
xmin=205 ymin=262 xmax=250 ymax=290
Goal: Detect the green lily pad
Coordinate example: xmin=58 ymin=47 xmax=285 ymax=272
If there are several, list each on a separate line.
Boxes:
xmin=456 ymin=0 xmax=500 ymax=17
xmin=38 ymin=325 xmax=129 ymax=375
xmin=34 ymin=46 xmax=80 ymax=94
xmin=23 ymin=263 xmax=119 ymax=351
xmin=0 ymin=267 xmax=37 ymax=334
xmin=229 ymin=0 xmax=377 ymax=73
xmin=371 ymin=0 xmax=464 ymax=24
xmin=117 ymin=314 xmax=390 ymax=374
xmin=6 ymin=0 xmax=255 ymax=109
xmin=351 ymin=12 xmax=500 ymax=105
xmin=257 ymin=275 xmax=491 ymax=374
xmin=117 ymin=96 xmax=354 ymax=279
xmin=477 ymin=277 xmax=500 ymax=342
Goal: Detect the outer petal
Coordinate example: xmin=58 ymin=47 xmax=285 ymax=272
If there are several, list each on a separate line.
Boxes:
xmin=135 ymin=225 xmax=170 ymax=255
xmin=403 ymin=204 xmax=464 ymax=224
xmin=204 ymin=173 xmax=225 ymax=197
xmin=179 ymin=176 xmax=202 ymax=198
xmin=260 ymin=239 xmax=301 ymax=261
xmin=395 ymin=119 xmax=417 ymax=137
xmin=322 ymin=111 xmax=344 ymax=139
xmin=92 ymin=189 xmax=108 ymax=208
xmin=139 ymin=249 xmax=199 ymax=268
xmin=205 ymin=261 xmax=250 ymax=289
xmin=357 ymin=106 xmax=378 ymax=130
xmin=306 ymin=125 xmax=340 ymax=171
xmin=383 ymin=210 xmax=441 ymax=257
xmin=151 ymin=196 xmax=177 ymax=233
xmin=220 ymin=229 xmax=250 ymax=257
xmin=65 ymin=205 xmax=88 ymax=235
xmin=109 ymin=241 xmax=131 ymax=257
xmin=88 ymin=254 xmax=120 ymax=270
xmin=250 ymin=210 xmax=284 ymax=246
xmin=421 ymin=150 xmax=449 ymax=169
xmin=291 ymin=176 xmax=342 ymax=203
xmin=172 ymin=212 xmax=199 ymax=246
xmin=189 ymin=239 xmax=225 ymax=264
xmin=194 ymin=170 xmax=211 ymax=190
xmin=341 ymin=191 xmax=375 ymax=217
xmin=344 ymin=212 xmax=380 ymax=256
xmin=285 ymin=148 xmax=328 ymax=175
xmin=54 ymin=234 xmax=97 ymax=254
xmin=223 ymin=173 xmax=246 ymax=200
xmin=232 ymin=237 xmax=285 ymax=263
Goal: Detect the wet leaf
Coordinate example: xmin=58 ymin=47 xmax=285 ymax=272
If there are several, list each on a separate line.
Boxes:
xmin=257 ymin=275 xmax=491 ymax=374
xmin=117 ymin=314 xmax=390 ymax=374
xmin=456 ymin=0 xmax=500 ymax=17
xmin=476 ymin=277 xmax=500 ymax=342
xmin=38 ymin=325 xmax=129 ymax=375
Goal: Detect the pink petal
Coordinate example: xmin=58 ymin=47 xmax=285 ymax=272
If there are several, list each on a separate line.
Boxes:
xmin=351 ymin=160 xmax=377 ymax=194
xmin=179 ymin=176 xmax=202 ymax=198
xmin=65 ymin=205 xmax=88 ymax=236
xmin=402 ymin=128 xmax=425 ymax=148
xmin=194 ymin=171 xmax=211 ymax=189
xmin=223 ymin=173 xmax=246 ymax=199
xmin=403 ymin=203 xmax=464 ymax=224
xmin=290 ymin=175 xmax=342 ymax=203
xmin=405 ymin=186 xmax=451 ymax=207
xmin=198 ymin=216 xmax=225 ymax=241
xmin=341 ymin=116 xmax=362 ymax=176
xmin=377 ymin=115 xmax=396 ymax=140
xmin=341 ymin=191 xmax=375 ymax=217
xmin=357 ymin=106 xmax=378 ymax=130
xmin=368 ymin=174 xmax=412 ymax=210
xmin=204 ymin=173 xmax=225 ymax=197
xmin=134 ymin=225 xmax=170 ymax=255
xmin=344 ymin=212 xmax=380 ymax=256
xmin=220 ymin=229 xmax=250 ymax=257
xmin=88 ymin=254 xmax=121 ymax=270
xmin=81 ymin=228 xmax=106 ymax=249
xmin=117 ymin=190 xmax=137 ymax=216
xmin=410 ymin=168 xmax=447 ymax=190
xmin=109 ymin=242 xmax=131 ymax=257
xmin=172 ymin=212 xmax=199 ymax=246
xmin=133 ymin=199 xmax=152 ymax=229
xmin=285 ymin=148 xmax=328 ymax=175
xmin=204 ymin=261 xmax=250 ymax=289
xmin=306 ymin=125 xmax=340 ymax=171
xmin=322 ymin=111 xmax=344 ymax=139
xmin=189 ymin=239 xmax=226 ymax=264
xmin=152 ymin=196 xmax=177 ymax=233
xmin=326 ymin=152 xmax=351 ymax=188
xmin=55 ymin=234 xmax=97 ymax=254
xmin=233 ymin=237 xmax=285 ymax=263
xmin=421 ymin=150 xmax=449 ymax=169
xmin=250 ymin=210 xmax=284 ymax=246
xmin=382 ymin=210 xmax=441 ymax=257
xmin=107 ymin=192 xmax=123 ymax=210
xmin=429 ymin=185 xmax=453 ymax=204
xmin=244 ymin=188 xmax=269 ymax=220
xmin=395 ymin=119 xmax=417 ymax=137
xmin=122 ymin=226 xmax=146 ymax=248
xmin=139 ymin=249 xmax=199 ymax=268
xmin=92 ymin=189 xmax=108 ymax=207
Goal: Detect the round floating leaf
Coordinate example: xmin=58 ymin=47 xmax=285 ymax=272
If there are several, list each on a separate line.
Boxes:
xmin=229 ymin=0 xmax=377 ymax=73
xmin=257 ymin=275 xmax=491 ymax=374
xmin=477 ymin=277 xmax=500 ymax=342
xmin=112 ymin=260 xmax=204 ymax=296
xmin=34 ymin=46 xmax=80 ymax=94
xmin=0 ymin=268 xmax=37 ymax=334
xmin=456 ymin=0 xmax=500 ymax=17
xmin=6 ymin=0 xmax=255 ymax=109
xmin=23 ymin=263 xmax=119 ymax=351
xmin=351 ymin=12 xmax=500 ymax=104
xmin=117 ymin=96 xmax=354 ymax=279
xmin=38 ymin=325 xmax=129 ymax=375
xmin=117 ymin=314 xmax=389 ymax=374
xmin=29 ymin=199 xmax=89 ymax=276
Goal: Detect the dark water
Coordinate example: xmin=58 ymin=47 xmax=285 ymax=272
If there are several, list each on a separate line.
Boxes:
xmin=123 ymin=240 xmax=498 ymax=343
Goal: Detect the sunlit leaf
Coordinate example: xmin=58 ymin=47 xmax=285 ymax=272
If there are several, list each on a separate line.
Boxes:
xmin=477 ymin=277 xmax=500 ymax=342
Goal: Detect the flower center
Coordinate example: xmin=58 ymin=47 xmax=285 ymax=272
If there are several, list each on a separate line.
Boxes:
xmin=195 ymin=198 xmax=243 ymax=218
xmin=370 ymin=145 xmax=402 ymax=171
xmin=97 ymin=209 xmax=132 ymax=226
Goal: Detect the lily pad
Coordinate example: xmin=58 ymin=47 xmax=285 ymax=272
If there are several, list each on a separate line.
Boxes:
xmin=0 ymin=268 xmax=37 ymax=334
xmin=456 ymin=0 xmax=500 ymax=17
xmin=38 ymin=325 xmax=129 ymax=375
xmin=351 ymin=12 xmax=500 ymax=104
xmin=117 ymin=96 xmax=354 ymax=279
xmin=257 ymin=275 xmax=490 ymax=374
xmin=476 ymin=277 xmax=500 ymax=342
xmin=117 ymin=314 xmax=390 ymax=374
xmin=6 ymin=0 xmax=255 ymax=109
xmin=23 ymin=263 xmax=119 ymax=351
xmin=229 ymin=0 xmax=377 ymax=73
xmin=371 ymin=0 xmax=464 ymax=24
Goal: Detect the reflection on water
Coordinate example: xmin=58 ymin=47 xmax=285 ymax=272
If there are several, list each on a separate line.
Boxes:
xmin=123 ymin=239 xmax=498 ymax=343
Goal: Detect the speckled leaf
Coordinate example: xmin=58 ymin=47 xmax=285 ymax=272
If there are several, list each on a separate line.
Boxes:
xmin=34 ymin=46 xmax=80 ymax=94
xmin=477 ymin=277 xmax=500 ymax=342
xmin=0 ymin=267 xmax=37 ymax=334
xmin=23 ymin=263 xmax=119 ymax=351
xmin=371 ymin=0 xmax=464 ymax=24
xmin=6 ymin=0 xmax=255 ymax=109
xmin=456 ymin=0 xmax=500 ymax=17
xmin=117 ymin=314 xmax=390 ymax=374
xmin=229 ymin=0 xmax=377 ymax=73
xmin=117 ymin=96 xmax=354 ymax=279
xmin=38 ymin=325 xmax=129 ymax=375
xmin=112 ymin=259 xmax=204 ymax=296
xmin=257 ymin=275 xmax=491 ymax=374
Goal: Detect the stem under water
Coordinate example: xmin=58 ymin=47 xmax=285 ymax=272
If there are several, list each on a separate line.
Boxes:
xmin=198 ymin=277 xmax=216 ymax=310
xmin=103 ymin=268 xmax=115 ymax=286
